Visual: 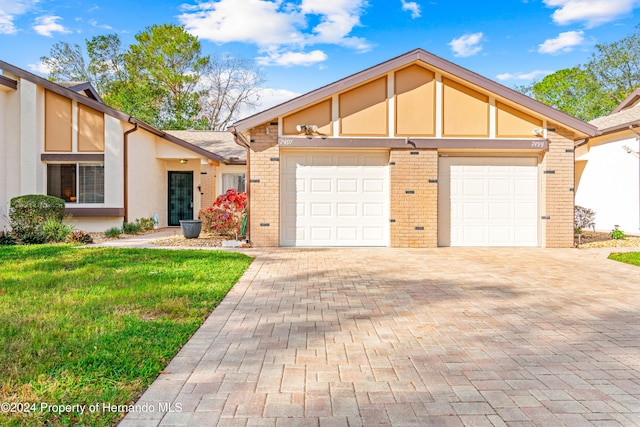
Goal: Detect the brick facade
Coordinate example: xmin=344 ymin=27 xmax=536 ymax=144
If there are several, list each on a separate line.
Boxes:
xmin=541 ymin=127 xmax=576 ymax=248
xmin=389 ymin=149 xmax=438 ymax=247
xmin=199 ymin=163 xmax=216 ymax=209
xmin=248 ymin=123 xmax=280 ymax=247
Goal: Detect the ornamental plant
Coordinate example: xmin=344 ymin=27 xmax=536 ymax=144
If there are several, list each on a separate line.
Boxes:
xmin=199 ymin=189 xmax=247 ymax=239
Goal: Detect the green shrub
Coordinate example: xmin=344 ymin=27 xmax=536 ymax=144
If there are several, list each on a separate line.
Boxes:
xmin=67 ymin=230 xmax=94 ymax=245
xmin=0 ymin=230 xmax=16 ymax=245
xmin=122 ymin=222 xmax=142 ymax=234
xmin=104 ymin=227 xmax=122 ymax=238
xmin=42 ymin=218 xmax=73 ymax=243
xmin=135 ymin=217 xmax=156 ymax=231
xmin=9 ymin=194 xmax=65 ymax=241
xmin=20 ymin=230 xmax=47 ymax=245
xmin=611 ymin=226 xmax=626 ymax=240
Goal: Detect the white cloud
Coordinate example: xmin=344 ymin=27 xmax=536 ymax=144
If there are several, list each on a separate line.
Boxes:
xmin=538 ymin=30 xmax=584 ymax=54
xmin=257 ymin=49 xmax=328 ymax=66
xmin=0 ymin=0 xmax=38 ymax=34
xmin=178 ymin=0 xmax=371 ymax=67
xmin=88 ymin=19 xmax=113 ymax=30
xmin=28 ymin=61 xmax=52 ymax=75
xmin=448 ymin=32 xmax=484 ymax=57
xmin=400 ymin=0 xmax=421 ymax=18
xmin=496 ymin=70 xmax=553 ymax=81
xmin=253 ymin=87 xmax=301 ymax=112
xmin=33 ymin=15 xmax=70 ymax=37
xmin=544 ymin=0 xmax=639 ymax=27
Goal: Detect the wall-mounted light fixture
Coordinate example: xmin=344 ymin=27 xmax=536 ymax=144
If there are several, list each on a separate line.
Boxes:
xmin=180 ymin=159 xmax=188 ymax=164
xmin=296 ymin=124 xmax=318 ymax=135
xmin=532 ymin=128 xmax=544 ymax=137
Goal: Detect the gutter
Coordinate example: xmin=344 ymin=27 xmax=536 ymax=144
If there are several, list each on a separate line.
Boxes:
xmin=123 ymin=121 xmax=139 ymax=223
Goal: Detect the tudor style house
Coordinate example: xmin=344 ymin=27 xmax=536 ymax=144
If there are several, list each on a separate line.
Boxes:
xmin=229 ymin=49 xmax=597 ymax=248
xmin=0 ymin=60 xmax=246 ymax=232
xmin=575 ymin=90 xmax=640 ymax=235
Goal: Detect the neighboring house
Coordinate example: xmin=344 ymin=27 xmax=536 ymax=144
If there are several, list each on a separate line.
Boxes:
xmin=0 ymin=60 xmax=246 ymax=232
xmin=575 ymin=90 xmax=640 ymax=235
xmin=229 ymin=48 xmax=597 ymax=248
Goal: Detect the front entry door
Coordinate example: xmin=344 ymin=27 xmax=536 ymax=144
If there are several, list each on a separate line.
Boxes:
xmin=168 ymin=171 xmax=193 ymax=226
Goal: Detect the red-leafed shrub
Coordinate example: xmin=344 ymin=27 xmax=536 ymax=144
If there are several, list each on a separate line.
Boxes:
xmin=199 ymin=189 xmax=247 ymax=238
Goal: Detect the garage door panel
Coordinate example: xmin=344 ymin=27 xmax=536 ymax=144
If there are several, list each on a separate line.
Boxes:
xmin=439 ymin=157 xmax=538 ymax=247
xmin=489 ymin=203 xmax=511 ymax=220
xmin=337 ymin=227 xmax=358 ymax=240
xmin=337 ymin=179 xmax=358 ymax=192
xmin=337 ymin=203 xmax=358 ymax=216
xmin=462 ymin=179 xmax=485 ymax=197
xmin=488 ymin=179 xmax=511 ymax=196
xmin=311 ymin=203 xmax=332 ymax=216
xmin=281 ymin=150 xmax=389 ymax=246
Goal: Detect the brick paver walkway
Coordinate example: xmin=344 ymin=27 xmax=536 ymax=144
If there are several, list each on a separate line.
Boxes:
xmin=121 ymin=248 xmax=640 ymax=426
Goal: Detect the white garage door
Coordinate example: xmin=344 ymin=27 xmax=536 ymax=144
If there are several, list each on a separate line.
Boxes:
xmin=438 ymin=157 xmax=538 ymax=247
xmin=281 ymin=150 xmax=389 ymax=247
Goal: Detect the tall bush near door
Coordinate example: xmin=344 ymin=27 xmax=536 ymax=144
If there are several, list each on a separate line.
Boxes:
xmin=9 ymin=195 xmax=66 ymax=243
xmin=199 ymin=189 xmax=247 ymax=239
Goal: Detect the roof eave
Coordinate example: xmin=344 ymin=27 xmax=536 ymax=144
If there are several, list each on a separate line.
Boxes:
xmin=232 ymin=48 xmax=597 ymax=138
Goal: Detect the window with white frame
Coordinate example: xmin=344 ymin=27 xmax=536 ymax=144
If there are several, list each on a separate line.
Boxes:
xmin=221 ymin=173 xmax=246 ymax=193
xmin=47 ymin=163 xmax=104 ymax=203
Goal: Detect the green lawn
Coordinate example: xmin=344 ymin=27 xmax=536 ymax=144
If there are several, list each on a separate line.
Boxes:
xmin=0 ymin=245 xmax=253 ymax=426
xmin=608 ymin=251 xmax=640 ymax=267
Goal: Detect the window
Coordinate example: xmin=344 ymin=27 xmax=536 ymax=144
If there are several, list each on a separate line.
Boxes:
xmin=221 ymin=173 xmax=246 ymax=193
xmin=47 ymin=163 xmax=104 ymax=203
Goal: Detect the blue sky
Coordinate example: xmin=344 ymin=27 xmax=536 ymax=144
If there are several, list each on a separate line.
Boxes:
xmin=2 ymin=0 xmax=640 ymax=111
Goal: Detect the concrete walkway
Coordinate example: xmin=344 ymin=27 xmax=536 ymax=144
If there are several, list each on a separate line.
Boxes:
xmin=118 ymin=245 xmax=640 ymax=426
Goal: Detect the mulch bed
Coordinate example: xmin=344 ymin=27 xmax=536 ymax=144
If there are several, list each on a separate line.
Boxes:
xmin=576 ymin=231 xmax=640 ymax=248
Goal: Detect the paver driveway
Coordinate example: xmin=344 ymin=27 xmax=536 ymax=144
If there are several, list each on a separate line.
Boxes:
xmin=121 ymin=248 xmax=640 ymax=426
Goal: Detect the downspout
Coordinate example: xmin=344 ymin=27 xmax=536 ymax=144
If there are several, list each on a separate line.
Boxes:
xmin=228 ymin=126 xmax=251 ymax=242
xmin=123 ymin=122 xmax=139 ymax=223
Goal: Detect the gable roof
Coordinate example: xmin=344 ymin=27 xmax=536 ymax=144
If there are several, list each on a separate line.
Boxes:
xmin=165 ymin=131 xmax=246 ymax=164
xmin=589 ymin=102 xmax=640 ymax=134
xmin=56 ymin=81 xmax=103 ymax=103
xmin=0 ymin=59 xmax=235 ymax=164
xmin=231 ymin=48 xmax=597 ymax=138
xmin=610 ymin=88 xmax=640 ymax=114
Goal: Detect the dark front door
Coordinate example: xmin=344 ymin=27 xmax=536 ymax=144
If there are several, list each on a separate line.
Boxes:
xmin=168 ymin=171 xmax=193 ymax=226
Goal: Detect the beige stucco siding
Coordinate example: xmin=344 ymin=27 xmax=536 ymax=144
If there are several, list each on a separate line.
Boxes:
xmin=339 ymin=77 xmax=388 ymax=136
xmin=77 ymin=103 xmax=104 ymax=152
xmin=442 ymin=77 xmax=489 ymax=137
xmin=282 ymin=100 xmax=332 ymax=136
xmin=394 ymin=65 xmax=436 ymax=137
xmin=496 ymin=101 xmax=543 ymax=138
xmin=44 ymin=90 xmax=72 ymax=152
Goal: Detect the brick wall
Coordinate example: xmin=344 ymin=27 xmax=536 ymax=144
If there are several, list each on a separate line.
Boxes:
xmin=542 ymin=127 xmax=575 ymax=248
xmin=199 ymin=163 xmax=216 ymax=209
xmin=389 ymin=149 xmax=438 ymax=247
xmin=248 ymin=123 xmax=280 ymax=247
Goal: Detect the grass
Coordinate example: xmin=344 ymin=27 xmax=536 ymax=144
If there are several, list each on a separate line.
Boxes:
xmin=0 ymin=245 xmax=253 ymax=426
xmin=608 ymin=251 xmax=640 ymax=266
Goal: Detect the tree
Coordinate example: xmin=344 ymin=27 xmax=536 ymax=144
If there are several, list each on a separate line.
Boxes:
xmin=519 ymin=25 xmax=640 ymax=121
xmin=586 ymin=28 xmax=640 ymax=106
xmin=41 ymin=42 xmax=93 ymax=84
xmin=40 ymin=24 xmax=263 ymax=130
xmin=127 ymin=24 xmax=209 ymax=129
xmin=197 ymin=56 xmax=265 ymax=131
xmin=518 ymin=67 xmax=614 ymax=121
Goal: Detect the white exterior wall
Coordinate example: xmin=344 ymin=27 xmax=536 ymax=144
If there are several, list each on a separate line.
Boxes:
xmin=0 ymin=88 xmax=8 ymax=225
xmin=576 ymin=135 xmax=640 ymax=234
xmin=127 ymin=133 xmax=203 ymax=227
xmin=104 ymin=116 xmax=124 ymax=208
